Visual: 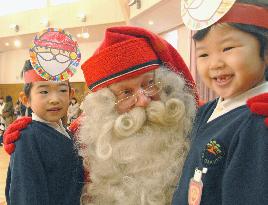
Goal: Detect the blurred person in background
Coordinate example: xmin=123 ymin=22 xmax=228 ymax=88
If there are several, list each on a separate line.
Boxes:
xmin=0 ymin=96 xmax=6 ymax=125
xmin=2 ymin=96 xmax=14 ymax=127
xmin=67 ymin=97 xmax=80 ymax=125
xmin=0 ymin=123 xmax=5 ymax=146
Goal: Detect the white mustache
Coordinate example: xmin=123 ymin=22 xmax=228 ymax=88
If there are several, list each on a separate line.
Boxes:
xmin=114 ymin=107 xmax=146 ymax=138
xmin=147 ymin=98 xmax=185 ymax=126
xmin=113 ymin=98 xmax=185 ymax=138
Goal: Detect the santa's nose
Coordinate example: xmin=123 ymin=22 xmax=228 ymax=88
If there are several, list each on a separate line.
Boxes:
xmin=51 ymin=48 xmax=60 ymax=55
xmin=134 ymin=92 xmax=151 ymax=108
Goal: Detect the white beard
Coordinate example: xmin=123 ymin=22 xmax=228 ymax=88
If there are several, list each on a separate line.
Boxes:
xmin=77 ymin=68 xmax=196 ymax=205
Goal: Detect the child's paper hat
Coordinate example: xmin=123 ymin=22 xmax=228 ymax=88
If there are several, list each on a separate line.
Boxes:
xmin=181 ymin=0 xmax=268 ymax=30
xmin=27 ymin=28 xmax=81 ymax=82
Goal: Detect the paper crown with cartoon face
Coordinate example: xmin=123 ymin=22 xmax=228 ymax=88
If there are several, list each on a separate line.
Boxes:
xmin=27 ymin=28 xmax=81 ymax=82
xmin=181 ymin=0 xmax=268 ymax=30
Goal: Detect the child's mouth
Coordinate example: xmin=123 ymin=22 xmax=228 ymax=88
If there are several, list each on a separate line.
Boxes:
xmin=47 ymin=108 xmax=61 ymax=112
xmin=213 ymin=75 xmax=233 ymax=86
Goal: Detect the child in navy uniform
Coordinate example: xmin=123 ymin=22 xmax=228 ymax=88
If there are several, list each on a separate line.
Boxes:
xmin=172 ymin=0 xmax=268 ymax=205
xmin=5 ymin=60 xmax=83 ymax=205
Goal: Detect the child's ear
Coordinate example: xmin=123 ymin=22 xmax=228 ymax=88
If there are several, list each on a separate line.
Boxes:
xmin=21 ymin=92 xmax=30 ymax=107
xmin=70 ymin=88 xmax=75 ymax=98
xmin=265 ymin=56 xmax=268 ymax=67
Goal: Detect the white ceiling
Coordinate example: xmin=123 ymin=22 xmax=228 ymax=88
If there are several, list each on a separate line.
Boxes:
xmin=130 ymin=0 xmax=182 ymax=34
xmin=0 ymin=0 xmax=182 ymax=53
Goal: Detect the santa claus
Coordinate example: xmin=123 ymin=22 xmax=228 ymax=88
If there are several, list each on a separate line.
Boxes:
xmin=76 ymin=26 xmax=199 ymax=205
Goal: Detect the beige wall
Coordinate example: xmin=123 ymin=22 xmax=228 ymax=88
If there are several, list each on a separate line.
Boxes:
xmin=177 ymin=25 xmax=191 ymax=67
xmin=161 ymin=25 xmax=191 ymax=67
xmin=0 ymin=41 xmax=101 ymax=84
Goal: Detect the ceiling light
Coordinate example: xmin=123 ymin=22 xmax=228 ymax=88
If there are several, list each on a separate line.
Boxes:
xmin=81 ymin=32 xmax=89 ymax=39
xmin=5 ymin=42 xmax=9 ymax=46
xmin=14 ymin=40 xmax=21 ymax=48
xmin=148 ymin=20 xmax=154 ymax=25
xmin=77 ymin=33 xmax=81 ymax=38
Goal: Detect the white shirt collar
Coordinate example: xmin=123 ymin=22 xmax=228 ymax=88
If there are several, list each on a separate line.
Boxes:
xmin=208 ymin=81 xmax=268 ymax=122
xmin=32 ymin=113 xmax=71 ymax=139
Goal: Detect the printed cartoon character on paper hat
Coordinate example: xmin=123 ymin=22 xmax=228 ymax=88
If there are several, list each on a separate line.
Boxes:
xmin=181 ymin=0 xmax=268 ymax=30
xmin=29 ymin=28 xmax=81 ymax=81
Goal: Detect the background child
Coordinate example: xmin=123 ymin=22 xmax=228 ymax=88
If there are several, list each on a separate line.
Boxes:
xmin=2 ymin=96 xmax=14 ymax=127
xmin=0 ymin=123 xmax=5 ymax=146
xmin=0 ymin=97 xmax=6 ymax=125
xmin=67 ymin=97 xmax=80 ymax=125
xmin=5 ymin=60 xmax=83 ymax=205
xmin=173 ymin=0 xmax=268 ymax=205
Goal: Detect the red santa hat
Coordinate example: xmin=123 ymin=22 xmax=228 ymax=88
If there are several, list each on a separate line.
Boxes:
xmin=82 ymin=26 xmax=198 ymax=102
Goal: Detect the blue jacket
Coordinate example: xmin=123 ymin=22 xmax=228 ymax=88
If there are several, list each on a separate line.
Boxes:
xmin=172 ymin=99 xmax=268 ymax=205
xmin=6 ymin=121 xmax=83 ymax=205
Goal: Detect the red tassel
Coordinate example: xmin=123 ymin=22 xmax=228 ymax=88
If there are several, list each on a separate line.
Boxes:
xmin=4 ymin=143 xmax=15 ymax=155
xmin=249 ymin=102 xmax=268 ymax=116
xmin=68 ymin=116 xmax=81 ymax=134
xmin=3 ymin=116 xmax=32 ymax=155
xmin=265 ymin=118 xmax=268 ymax=127
xmin=3 ymin=130 xmax=20 ymax=144
xmin=247 ymin=93 xmax=268 ymax=116
xmin=247 ymin=93 xmax=268 ymax=108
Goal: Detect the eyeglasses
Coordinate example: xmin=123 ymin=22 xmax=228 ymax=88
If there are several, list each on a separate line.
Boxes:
xmin=114 ymin=81 xmax=162 ymax=109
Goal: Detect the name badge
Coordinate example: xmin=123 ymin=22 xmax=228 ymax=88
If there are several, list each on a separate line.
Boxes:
xmin=188 ymin=167 xmax=207 ymax=205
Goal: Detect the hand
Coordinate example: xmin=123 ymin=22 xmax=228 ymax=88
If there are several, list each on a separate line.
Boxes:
xmin=68 ymin=114 xmax=83 ymax=135
xmin=247 ymin=93 xmax=268 ymax=126
xmin=3 ymin=116 xmax=32 ymax=155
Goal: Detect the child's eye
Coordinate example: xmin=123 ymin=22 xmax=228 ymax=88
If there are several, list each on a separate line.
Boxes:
xmin=40 ymin=91 xmax=48 ymax=94
xmin=223 ymin=47 xmax=234 ymax=52
xmin=60 ymin=89 xmax=68 ymax=92
xmin=198 ymin=53 xmax=208 ymax=58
